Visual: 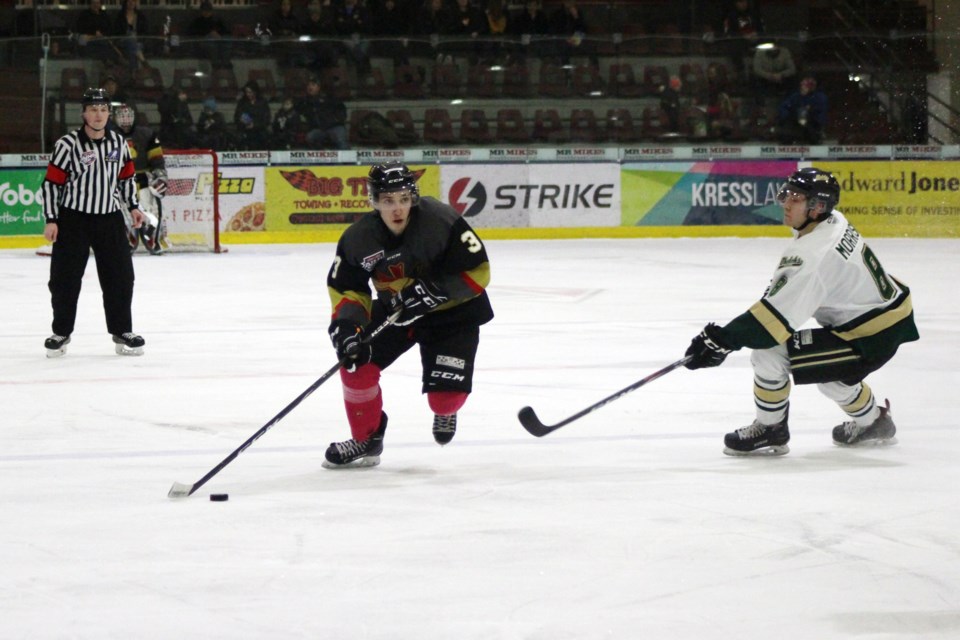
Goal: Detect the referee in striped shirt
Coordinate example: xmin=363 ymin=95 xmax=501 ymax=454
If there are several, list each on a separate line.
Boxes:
xmin=42 ymin=87 xmax=147 ymax=358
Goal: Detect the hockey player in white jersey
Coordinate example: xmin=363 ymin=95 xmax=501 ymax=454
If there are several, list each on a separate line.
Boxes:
xmin=683 ymin=167 xmax=919 ymax=455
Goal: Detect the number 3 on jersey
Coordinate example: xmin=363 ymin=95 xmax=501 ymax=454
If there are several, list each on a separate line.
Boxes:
xmin=461 ymin=230 xmax=483 ymax=253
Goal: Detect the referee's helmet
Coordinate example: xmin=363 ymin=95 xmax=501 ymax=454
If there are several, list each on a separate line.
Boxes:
xmin=81 ymin=87 xmax=110 ymax=108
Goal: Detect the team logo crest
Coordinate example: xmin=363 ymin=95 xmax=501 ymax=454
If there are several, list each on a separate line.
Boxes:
xmin=80 ymin=150 xmax=96 ymax=166
xmin=105 ymin=148 xmax=120 ymax=162
xmin=361 ymin=250 xmax=384 ymax=272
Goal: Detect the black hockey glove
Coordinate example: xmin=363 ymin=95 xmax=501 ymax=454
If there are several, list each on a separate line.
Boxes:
xmin=389 ymin=279 xmax=449 ymax=326
xmin=329 ymin=319 xmax=371 ymax=372
xmin=684 ymin=323 xmax=734 ymax=370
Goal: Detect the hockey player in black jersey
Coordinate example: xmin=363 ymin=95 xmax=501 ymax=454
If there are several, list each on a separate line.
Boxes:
xmin=683 ymin=168 xmax=918 ymax=455
xmin=324 ymin=162 xmax=494 ymax=468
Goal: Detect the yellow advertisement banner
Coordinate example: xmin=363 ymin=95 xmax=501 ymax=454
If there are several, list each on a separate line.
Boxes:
xmin=816 ymin=161 xmax=960 ymax=237
xmin=264 ymin=165 xmax=440 ymax=231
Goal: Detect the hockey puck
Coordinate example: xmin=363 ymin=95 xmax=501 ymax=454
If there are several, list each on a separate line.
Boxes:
xmin=209 ymin=493 xmax=229 ymax=502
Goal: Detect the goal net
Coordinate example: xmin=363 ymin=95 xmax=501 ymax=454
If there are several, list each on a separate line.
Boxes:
xmin=160 ymin=149 xmax=223 ymax=253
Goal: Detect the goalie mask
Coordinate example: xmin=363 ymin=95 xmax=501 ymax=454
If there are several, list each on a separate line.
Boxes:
xmin=777 ymin=168 xmax=840 ymax=215
xmin=368 ymin=162 xmax=419 ymax=205
xmin=114 ymin=104 xmax=136 ymax=133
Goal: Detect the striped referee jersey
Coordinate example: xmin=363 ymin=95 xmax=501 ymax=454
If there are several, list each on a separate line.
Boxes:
xmin=42 ymin=127 xmax=139 ymax=222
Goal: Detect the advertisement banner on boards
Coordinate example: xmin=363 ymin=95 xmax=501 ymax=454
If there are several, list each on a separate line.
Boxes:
xmin=162 ymin=164 xmax=265 ymax=234
xmin=0 ymin=169 xmax=45 ymax=236
xmin=814 ymin=160 xmax=960 ymax=237
xmin=440 ymin=163 xmax=620 ymax=227
xmin=264 ymin=165 xmax=440 ymax=229
xmin=621 ymin=161 xmax=797 ymax=226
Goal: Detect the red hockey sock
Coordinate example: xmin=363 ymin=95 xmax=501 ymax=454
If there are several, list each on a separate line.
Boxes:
xmin=427 ymin=390 xmax=467 ymax=416
xmin=340 ymin=364 xmax=383 ymax=441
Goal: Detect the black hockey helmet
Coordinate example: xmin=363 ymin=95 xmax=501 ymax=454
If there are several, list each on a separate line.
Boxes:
xmin=777 ymin=167 xmax=840 ymax=214
xmin=367 ymin=162 xmax=419 ymax=203
xmin=81 ymin=87 xmax=110 ymax=108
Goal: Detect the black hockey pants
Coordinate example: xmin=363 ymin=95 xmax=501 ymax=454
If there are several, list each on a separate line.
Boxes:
xmin=48 ymin=208 xmax=135 ymax=337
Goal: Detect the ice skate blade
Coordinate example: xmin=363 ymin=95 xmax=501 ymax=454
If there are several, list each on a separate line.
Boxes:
xmin=46 ymin=348 xmax=67 ymax=359
xmin=723 ymin=444 xmax=790 ymax=457
xmin=115 ymin=344 xmax=144 ymax=356
xmin=322 ymin=455 xmax=381 ymax=470
xmin=833 ymin=437 xmax=898 ymax=448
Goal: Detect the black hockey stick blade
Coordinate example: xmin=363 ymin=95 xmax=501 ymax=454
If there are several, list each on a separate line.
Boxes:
xmin=168 ymin=310 xmax=401 ymax=499
xmin=518 ymin=356 xmax=692 ymax=437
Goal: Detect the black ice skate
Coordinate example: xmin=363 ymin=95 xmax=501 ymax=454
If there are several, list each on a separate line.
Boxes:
xmin=44 ymin=334 xmax=71 ymax=358
xmin=432 ymin=413 xmax=457 ymax=445
xmin=723 ymin=419 xmax=790 ymax=456
xmin=323 ymin=413 xmax=388 ymax=469
xmin=112 ymin=332 xmax=145 ymax=356
xmin=832 ymin=399 xmax=897 ymax=446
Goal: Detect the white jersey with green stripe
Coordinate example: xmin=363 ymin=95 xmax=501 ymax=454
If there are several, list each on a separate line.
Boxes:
xmin=761 ymin=210 xmax=905 ymax=337
xmin=720 ymin=210 xmax=918 ymax=358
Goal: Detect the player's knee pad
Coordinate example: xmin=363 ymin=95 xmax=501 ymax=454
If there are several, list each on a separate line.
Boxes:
xmin=428 ymin=390 xmax=467 ymax=415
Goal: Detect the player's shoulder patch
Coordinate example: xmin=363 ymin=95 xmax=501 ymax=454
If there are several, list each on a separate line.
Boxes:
xmin=361 ymin=250 xmax=384 ymax=272
xmin=767 ymin=274 xmax=789 ymax=297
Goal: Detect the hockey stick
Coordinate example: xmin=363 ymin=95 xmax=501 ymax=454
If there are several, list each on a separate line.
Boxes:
xmin=517 ymin=356 xmax=692 ymax=437
xmin=168 ymin=310 xmax=401 ymax=499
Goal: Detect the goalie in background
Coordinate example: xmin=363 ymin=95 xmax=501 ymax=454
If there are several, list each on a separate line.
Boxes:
xmin=683 ymin=167 xmax=918 ymax=456
xmin=113 ymin=102 xmax=168 ymax=254
xmin=323 ymin=162 xmax=494 ymax=468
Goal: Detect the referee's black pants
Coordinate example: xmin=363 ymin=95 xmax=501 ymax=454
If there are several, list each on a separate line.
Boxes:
xmin=48 ymin=208 xmax=135 ymax=337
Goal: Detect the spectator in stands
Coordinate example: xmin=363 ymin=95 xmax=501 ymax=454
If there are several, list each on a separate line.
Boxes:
xmin=272 ymin=94 xmax=304 ymax=149
xmin=114 ymin=0 xmax=150 ymax=72
xmin=550 ymin=0 xmax=596 ymax=67
xmin=704 ymin=64 xmax=737 ymax=140
xmin=269 ymin=0 xmax=305 ymax=68
xmin=778 ymin=75 xmax=828 ymax=145
xmin=369 ymin=0 xmax=413 ymax=69
xmin=234 ymin=80 xmax=272 ymax=150
xmin=482 ymin=0 xmax=509 ymax=65
xmin=76 ymin=0 xmax=119 ymax=65
xmin=413 ymin=0 xmax=453 ymax=62
xmin=187 ymin=0 xmax=232 ymax=69
xmin=157 ymin=88 xmax=197 ymax=149
xmin=752 ymin=41 xmax=796 ymax=104
xmin=298 ymin=74 xmax=349 ymax=150
xmin=333 ymin=0 xmax=372 ymax=75
xmin=197 ymin=97 xmax=231 ymax=151
xmin=705 ymin=90 xmax=738 ymax=141
xmin=659 ymin=75 xmax=683 ymax=133
xmin=722 ymin=0 xmax=763 ymax=75
xmin=102 ymin=74 xmax=129 ymax=109
xmin=302 ymin=0 xmax=339 ymax=72
xmin=511 ymin=0 xmax=550 ymax=64
xmin=269 ymin=0 xmax=302 ymax=39
xmin=447 ymin=0 xmax=488 ymax=66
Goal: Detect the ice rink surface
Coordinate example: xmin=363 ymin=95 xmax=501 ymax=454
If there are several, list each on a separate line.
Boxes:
xmin=2 ymin=237 xmax=958 ymax=639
